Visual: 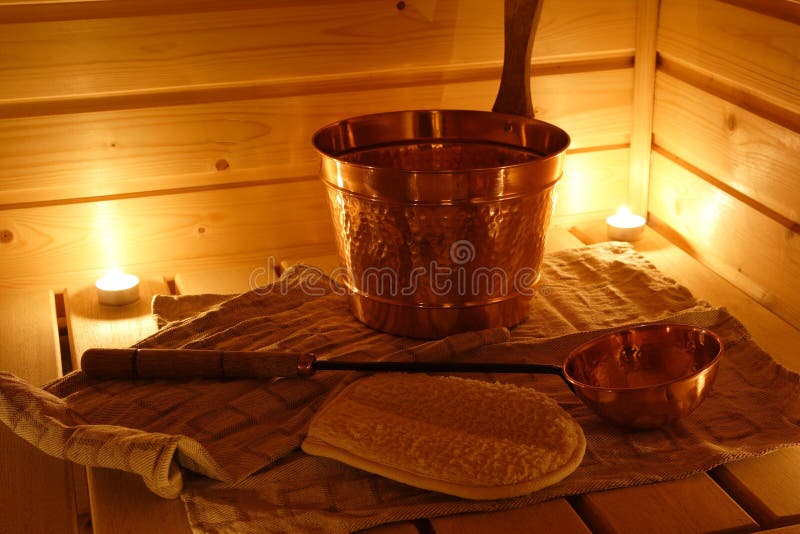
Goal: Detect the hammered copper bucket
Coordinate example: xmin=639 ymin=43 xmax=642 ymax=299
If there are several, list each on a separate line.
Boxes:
xmin=312 ymin=0 xmax=570 ymax=338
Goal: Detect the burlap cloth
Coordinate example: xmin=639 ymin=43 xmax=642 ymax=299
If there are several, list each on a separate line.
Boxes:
xmin=2 ymin=242 xmax=800 ymax=533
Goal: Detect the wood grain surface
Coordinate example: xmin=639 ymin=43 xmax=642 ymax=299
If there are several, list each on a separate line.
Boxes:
xmin=0 ymin=290 xmax=79 ymax=534
xmin=572 ymin=474 xmax=757 ymax=534
xmin=648 ymin=152 xmax=800 ymax=329
xmin=0 ymin=0 xmax=635 ymax=104
xmin=653 ymin=72 xmax=800 ymax=226
xmin=0 ymin=68 xmax=632 ymax=208
xmin=573 ymin=220 xmax=800 ymax=533
xmin=0 ymin=149 xmax=628 ymax=289
xmin=626 ymin=0 xmax=659 ymax=215
xmin=658 ymin=0 xmax=800 ymax=114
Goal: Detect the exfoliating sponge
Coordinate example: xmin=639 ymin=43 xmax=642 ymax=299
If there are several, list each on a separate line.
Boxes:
xmin=302 ymin=373 xmax=585 ymax=500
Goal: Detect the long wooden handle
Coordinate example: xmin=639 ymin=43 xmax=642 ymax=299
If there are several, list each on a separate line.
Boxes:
xmin=80 ymin=347 xmax=315 ymax=380
xmin=492 ymin=0 xmax=544 ymax=118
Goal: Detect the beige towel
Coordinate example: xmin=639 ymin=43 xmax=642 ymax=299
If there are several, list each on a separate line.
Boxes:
xmin=2 ymin=242 xmax=799 ymax=534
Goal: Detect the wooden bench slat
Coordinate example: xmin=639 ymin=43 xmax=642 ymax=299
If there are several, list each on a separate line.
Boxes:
xmin=175 ymin=263 xmax=275 ymax=295
xmin=757 ymin=525 xmax=800 ymax=534
xmin=572 ymin=474 xmax=757 ymax=533
xmin=0 ymin=425 xmax=80 ymax=534
xmin=0 ymin=290 xmax=62 ymax=384
xmin=88 ymin=468 xmax=192 ymax=534
xmin=430 ymin=499 xmax=590 ymax=534
xmin=279 ymin=252 xmax=341 ymax=277
xmin=65 ymin=277 xmax=178 ymax=533
xmin=712 ymin=447 xmax=800 ymax=529
xmin=360 ymin=521 xmax=422 ymax=534
xmin=66 ymin=277 xmax=169 ymax=365
xmin=0 ymin=290 xmax=80 ymax=534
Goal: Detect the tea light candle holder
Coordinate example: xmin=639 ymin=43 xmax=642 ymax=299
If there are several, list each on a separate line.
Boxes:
xmin=606 ymin=206 xmax=646 ymax=242
xmin=96 ymin=269 xmax=140 ymax=306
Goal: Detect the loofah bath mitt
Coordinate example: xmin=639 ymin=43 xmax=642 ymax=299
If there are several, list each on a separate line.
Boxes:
xmin=302 ymin=374 xmax=586 ymax=500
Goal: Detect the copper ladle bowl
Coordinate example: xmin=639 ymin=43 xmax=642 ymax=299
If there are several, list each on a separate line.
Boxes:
xmin=563 ymin=324 xmax=723 ymax=429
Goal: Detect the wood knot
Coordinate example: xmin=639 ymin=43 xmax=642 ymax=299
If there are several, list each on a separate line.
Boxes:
xmin=196 ymin=226 xmax=207 ymax=236
xmin=726 ymin=113 xmax=737 ymax=131
xmin=0 ymin=229 xmax=13 ymax=243
xmin=396 ymin=1 xmax=406 ymax=10
xmin=215 ymin=159 xmax=230 ymax=171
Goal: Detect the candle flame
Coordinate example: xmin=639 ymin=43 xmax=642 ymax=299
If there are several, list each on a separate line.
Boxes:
xmin=617 ymin=205 xmax=632 ymax=217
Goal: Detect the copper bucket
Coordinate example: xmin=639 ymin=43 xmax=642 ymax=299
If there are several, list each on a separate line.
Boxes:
xmin=312 ymin=0 xmax=569 ymax=338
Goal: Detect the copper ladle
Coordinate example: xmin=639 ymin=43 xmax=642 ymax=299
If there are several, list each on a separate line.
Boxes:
xmin=81 ymin=323 xmax=722 ymax=429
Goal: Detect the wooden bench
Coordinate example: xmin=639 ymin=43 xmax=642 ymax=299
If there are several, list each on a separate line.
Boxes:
xmin=2 ymin=222 xmax=799 ymax=534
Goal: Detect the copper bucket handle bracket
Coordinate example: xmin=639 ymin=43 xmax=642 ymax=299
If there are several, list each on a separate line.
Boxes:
xmin=492 ymin=0 xmax=544 ymax=119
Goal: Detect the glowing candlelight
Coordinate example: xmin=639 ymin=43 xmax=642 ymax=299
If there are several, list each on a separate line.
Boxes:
xmin=606 ymin=206 xmax=646 ymax=241
xmin=96 ymin=268 xmax=140 ymax=306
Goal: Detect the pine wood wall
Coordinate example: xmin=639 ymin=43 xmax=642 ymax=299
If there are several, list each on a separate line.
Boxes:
xmin=649 ymin=0 xmax=800 ymax=328
xmin=0 ymin=0 xmax=637 ymax=289
xmin=1 ymin=0 xmax=797 ymax=329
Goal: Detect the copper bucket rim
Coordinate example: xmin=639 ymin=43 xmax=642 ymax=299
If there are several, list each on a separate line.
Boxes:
xmin=311 ymin=108 xmax=571 ymax=175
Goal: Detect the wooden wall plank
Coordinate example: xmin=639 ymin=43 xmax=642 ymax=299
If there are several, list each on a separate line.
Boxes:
xmin=0 ymin=0 xmax=635 ymax=105
xmin=717 ymin=0 xmax=800 ymax=25
xmin=653 ymin=72 xmax=800 ymax=225
xmin=554 ymin=148 xmax=629 ymax=220
xmin=658 ymin=0 xmax=800 ymax=114
xmin=627 ymin=0 xmax=659 ymax=215
xmin=0 ymin=68 xmax=632 ymax=207
xmin=570 ymin=224 xmax=800 ymax=371
xmin=0 ymin=149 xmax=626 ymax=290
xmin=648 ymin=152 xmax=800 ymax=329
xmin=0 ymin=179 xmax=334 ymax=287
xmin=0 ymin=0 xmax=327 ymax=23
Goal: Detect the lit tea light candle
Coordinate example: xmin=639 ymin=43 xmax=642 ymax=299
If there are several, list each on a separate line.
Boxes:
xmin=96 ymin=268 xmax=140 ymax=306
xmin=606 ymin=206 xmax=646 ymax=242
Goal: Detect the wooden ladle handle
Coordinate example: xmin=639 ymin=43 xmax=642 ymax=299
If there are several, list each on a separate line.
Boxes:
xmin=80 ymin=347 xmax=315 ymax=380
xmin=492 ymin=0 xmax=544 ymax=118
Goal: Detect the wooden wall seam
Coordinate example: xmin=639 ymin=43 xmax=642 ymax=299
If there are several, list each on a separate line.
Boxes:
xmin=1 ymin=144 xmax=631 ymax=212
xmin=0 ymin=54 xmax=635 ymax=120
xmin=0 ymin=67 xmax=633 ymax=208
xmin=652 ymin=144 xmax=800 ymax=233
xmin=717 ymin=0 xmax=800 ymax=25
xmin=0 ymin=0 xmax=324 ymax=24
xmin=657 ymin=0 xmax=799 ymax=116
xmin=648 ymin=152 xmax=800 ymax=328
xmin=0 ymin=174 xmax=319 ymax=212
xmin=658 ymin=54 xmax=800 ymax=135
